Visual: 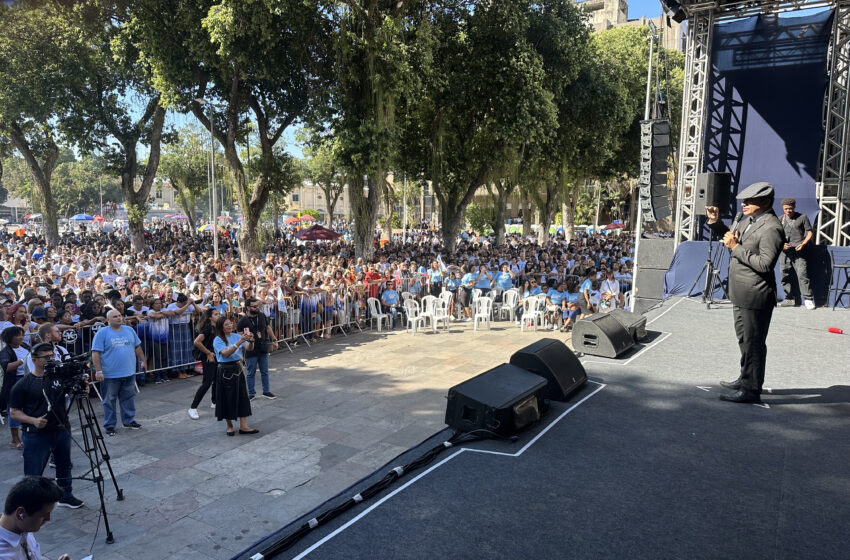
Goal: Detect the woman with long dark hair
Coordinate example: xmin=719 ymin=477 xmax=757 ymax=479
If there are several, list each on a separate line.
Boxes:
xmin=188 ymin=308 xmax=220 ymax=419
xmin=212 ymin=316 xmax=257 ymax=436
xmin=0 ymin=326 xmax=29 ymax=450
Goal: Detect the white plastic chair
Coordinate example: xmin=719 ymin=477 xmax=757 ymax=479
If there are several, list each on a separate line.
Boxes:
xmin=403 ymin=299 xmax=427 ymax=335
xmin=420 ymin=295 xmax=437 ymax=327
xmin=489 ymin=287 xmax=505 ymax=318
xmin=473 ymin=296 xmax=493 ymax=331
xmin=367 ymin=297 xmax=389 ymax=332
xmin=401 ymin=291 xmax=414 ymax=302
xmin=499 ymin=289 xmax=520 ymax=322
xmin=439 ymin=290 xmax=455 ymax=319
xmin=520 ymin=297 xmax=545 ymax=332
xmin=431 ymin=299 xmax=451 ymax=332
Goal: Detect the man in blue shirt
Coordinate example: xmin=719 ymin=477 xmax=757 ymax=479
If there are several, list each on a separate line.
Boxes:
xmin=380 ymin=282 xmax=401 ymax=329
xmin=92 ymin=310 xmax=147 ymax=436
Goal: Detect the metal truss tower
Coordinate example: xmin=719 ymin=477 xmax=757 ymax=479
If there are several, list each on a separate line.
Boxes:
xmin=674 ymin=0 xmax=850 ymax=246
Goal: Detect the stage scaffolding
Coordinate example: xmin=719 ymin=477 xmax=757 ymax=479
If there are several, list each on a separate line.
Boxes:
xmin=673 ymin=0 xmax=850 ymax=246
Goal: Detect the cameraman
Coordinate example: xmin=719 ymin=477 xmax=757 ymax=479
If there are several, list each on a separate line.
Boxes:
xmin=9 ymin=343 xmax=84 ymax=509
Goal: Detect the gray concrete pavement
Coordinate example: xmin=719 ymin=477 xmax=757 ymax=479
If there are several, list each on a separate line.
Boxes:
xmin=1 ymin=319 xmax=564 ymax=560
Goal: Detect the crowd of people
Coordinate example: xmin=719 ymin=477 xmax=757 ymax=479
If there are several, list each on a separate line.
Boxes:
xmin=0 ymin=219 xmax=633 ymax=508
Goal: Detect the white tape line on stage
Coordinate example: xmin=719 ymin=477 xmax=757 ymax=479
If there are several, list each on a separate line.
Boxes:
xmin=292 ymin=382 xmax=607 ymax=559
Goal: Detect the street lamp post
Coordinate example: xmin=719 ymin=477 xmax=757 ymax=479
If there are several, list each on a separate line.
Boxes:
xmin=195 ymin=98 xmax=219 ymax=260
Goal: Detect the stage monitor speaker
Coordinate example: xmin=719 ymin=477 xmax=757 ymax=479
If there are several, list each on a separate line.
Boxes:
xmin=509 ymin=338 xmax=587 ymax=402
xmin=607 ymin=309 xmax=648 ymax=342
xmin=694 ymin=172 xmax=732 ymax=214
xmin=572 ymin=313 xmax=635 ymax=358
xmin=445 ymin=364 xmax=548 ymax=437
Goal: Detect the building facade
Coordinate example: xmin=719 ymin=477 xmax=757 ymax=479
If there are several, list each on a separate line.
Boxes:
xmin=579 ymin=0 xmax=683 ymax=52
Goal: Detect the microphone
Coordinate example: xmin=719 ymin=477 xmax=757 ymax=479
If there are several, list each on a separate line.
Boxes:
xmin=730 ymin=211 xmax=743 ymax=231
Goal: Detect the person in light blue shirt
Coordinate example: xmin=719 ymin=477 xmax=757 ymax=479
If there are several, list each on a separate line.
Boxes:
xmin=545 ymin=284 xmax=565 ymax=330
xmin=212 ymin=316 xmax=257 ymax=436
xmin=473 ymin=265 xmax=494 ymax=295
xmin=579 ymin=269 xmax=595 ymax=318
xmin=458 ymin=266 xmax=477 ymax=321
xmin=494 ymin=263 xmax=514 ymax=292
xmin=380 ymin=282 xmax=401 ymax=329
xmin=563 ymin=278 xmax=581 ymax=331
xmin=91 ymin=310 xmax=147 ymax=434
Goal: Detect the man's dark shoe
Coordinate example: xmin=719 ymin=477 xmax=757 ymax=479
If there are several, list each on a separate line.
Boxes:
xmin=719 ymin=390 xmax=762 ymax=404
xmin=123 ymin=421 xmax=142 ymax=430
xmin=720 ymin=379 xmax=742 ymax=390
xmin=105 ymin=427 xmax=116 ymax=436
xmin=262 ymin=392 xmax=277 ymax=400
xmin=57 ymin=495 xmax=84 ymax=509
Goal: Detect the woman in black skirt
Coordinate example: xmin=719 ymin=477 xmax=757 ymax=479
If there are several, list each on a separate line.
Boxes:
xmin=188 ymin=308 xmax=220 ymax=420
xmin=212 ymin=316 xmax=258 ymax=436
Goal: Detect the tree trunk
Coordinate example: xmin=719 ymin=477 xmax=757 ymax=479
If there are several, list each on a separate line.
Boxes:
xmin=350 ymin=174 xmax=380 ymax=260
xmin=562 ymin=200 xmax=570 ymax=243
xmin=538 ymin=196 xmax=553 ymax=246
xmin=564 ymin=183 xmax=579 ymax=243
xmin=120 ymin=103 xmax=166 ymax=253
xmin=383 ymin=185 xmax=394 ymax=240
xmin=492 ymin=180 xmax=513 ymax=246
xmin=174 ymin=184 xmax=199 ymax=236
xmin=6 ymin=123 xmax=60 ymax=247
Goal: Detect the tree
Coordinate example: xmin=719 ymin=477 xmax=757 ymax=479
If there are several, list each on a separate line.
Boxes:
xmin=301 ymin=131 xmax=345 ymax=224
xmin=404 ymin=0 xmax=562 ymax=253
xmin=323 ymin=0 xmax=426 ymax=259
xmin=127 ymin=0 xmax=332 ymax=259
xmin=2 ymin=152 xmax=122 ymax=217
xmin=0 ymin=3 xmax=75 ymax=246
xmin=158 ymin=126 xmax=211 ymax=233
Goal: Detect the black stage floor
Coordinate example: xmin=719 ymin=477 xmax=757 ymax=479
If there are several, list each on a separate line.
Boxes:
xmin=238 ymin=297 xmax=850 ymax=560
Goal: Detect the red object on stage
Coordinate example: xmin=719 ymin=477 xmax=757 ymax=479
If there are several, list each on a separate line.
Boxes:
xmin=828 ymin=327 xmax=843 ymax=334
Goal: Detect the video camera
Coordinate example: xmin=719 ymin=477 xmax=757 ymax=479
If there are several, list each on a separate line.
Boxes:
xmin=44 ymin=353 xmax=91 ymax=394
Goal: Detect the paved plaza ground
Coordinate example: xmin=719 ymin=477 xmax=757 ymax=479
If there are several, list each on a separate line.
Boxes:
xmin=1 ymin=319 xmax=561 ymax=560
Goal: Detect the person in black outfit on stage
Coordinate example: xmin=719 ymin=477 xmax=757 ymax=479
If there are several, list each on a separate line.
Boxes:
xmin=778 ymin=197 xmax=815 ymax=309
xmin=706 ymin=182 xmax=785 ymax=404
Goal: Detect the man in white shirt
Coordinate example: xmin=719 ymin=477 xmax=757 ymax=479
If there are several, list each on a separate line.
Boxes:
xmin=0 ymin=476 xmax=71 ymax=560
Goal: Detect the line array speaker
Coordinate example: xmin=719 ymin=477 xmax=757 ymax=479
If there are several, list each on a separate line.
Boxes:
xmin=639 ymin=119 xmax=672 ymax=222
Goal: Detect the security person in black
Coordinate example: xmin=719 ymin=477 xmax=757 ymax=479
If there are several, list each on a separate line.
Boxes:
xmin=778 ymin=197 xmax=814 ymax=309
xmin=706 ymin=182 xmax=785 ymax=404
xmin=9 ymin=343 xmax=84 ymax=508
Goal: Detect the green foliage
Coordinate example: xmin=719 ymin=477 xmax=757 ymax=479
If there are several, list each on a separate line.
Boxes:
xmin=465 ymin=203 xmax=494 ymax=235
xmin=127 ymin=0 xmax=332 ymax=257
xmin=301 ymin=208 xmax=321 ymax=220
xmin=593 ymin=25 xmax=685 ymax=179
xmin=1 ymin=152 xmax=121 ymax=217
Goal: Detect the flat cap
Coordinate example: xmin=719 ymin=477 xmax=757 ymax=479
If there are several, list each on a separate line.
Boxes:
xmin=736 ymin=181 xmax=774 ymax=199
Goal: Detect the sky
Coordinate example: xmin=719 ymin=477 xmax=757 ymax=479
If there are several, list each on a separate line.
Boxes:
xmin=628 ymin=0 xmax=665 ymax=19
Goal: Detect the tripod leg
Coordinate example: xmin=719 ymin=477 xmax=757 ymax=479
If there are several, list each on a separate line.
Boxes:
xmin=81 ymin=395 xmax=124 ymax=500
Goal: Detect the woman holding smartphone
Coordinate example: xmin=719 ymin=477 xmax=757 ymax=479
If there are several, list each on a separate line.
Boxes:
xmin=212 ymin=317 xmax=258 ymax=436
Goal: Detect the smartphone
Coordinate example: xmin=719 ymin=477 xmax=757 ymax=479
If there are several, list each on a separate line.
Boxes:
xmin=243 ymin=328 xmax=250 ymax=335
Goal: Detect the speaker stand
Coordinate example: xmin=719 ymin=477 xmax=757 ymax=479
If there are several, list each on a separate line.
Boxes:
xmin=687 ymin=234 xmax=728 ymax=309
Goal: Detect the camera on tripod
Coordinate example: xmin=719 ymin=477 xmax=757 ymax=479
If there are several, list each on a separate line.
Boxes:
xmin=44 ymin=354 xmax=91 ymax=394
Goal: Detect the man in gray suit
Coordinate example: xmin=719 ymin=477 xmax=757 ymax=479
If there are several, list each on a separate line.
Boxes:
xmin=706 ymin=182 xmax=784 ymax=404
